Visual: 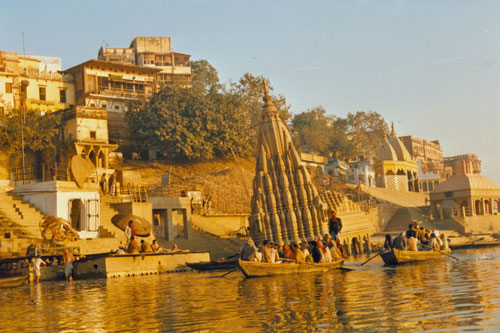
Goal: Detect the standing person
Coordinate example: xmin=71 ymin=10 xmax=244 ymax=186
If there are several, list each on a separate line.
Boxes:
xmin=328 ymin=211 xmax=343 ymax=240
xmin=124 ymin=221 xmax=134 ymax=246
xmin=33 ymin=255 xmax=46 ymax=284
xmin=63 ymin=249 xmax=75 ymax=282
xmin=108 ymin=172 xmax=116 ymax=196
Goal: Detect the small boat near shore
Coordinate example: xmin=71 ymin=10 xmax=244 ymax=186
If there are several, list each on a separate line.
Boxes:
xmin=238 ymin=258 xmax=344 ymax=278
xmin=186 ymin=256 xmax=238 ymax=271
xmin=381 ymin=248 xmax=451 ymax=265
xmin=0 ymin=275 xmax=27 ymax=288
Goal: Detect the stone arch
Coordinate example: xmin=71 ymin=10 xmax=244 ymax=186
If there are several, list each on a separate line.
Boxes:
xmin=97 ymin=150 xmax=106 ymax=168
xmin=386 ymin=169 xmax=395 ymax=176
xmin=423 ymin=182 xmax=428 ymax=192
xmin=485 ymin=200 xmax=492 ymax=214
xmin=397 ymin=169 xmax=406 ymax=175
xmin=70 ymin=199 xmax=83 ymax=231
xmin=88 ymin=150 xmax=97 ymax=165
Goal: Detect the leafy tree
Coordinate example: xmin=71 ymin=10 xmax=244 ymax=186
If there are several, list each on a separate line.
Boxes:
xmin=0 ymin=109 xmax=61 ymax=163
xmin=191 ymin=60 xmax=221 ymax=95
xmin=345 ymin=111 xmax=388 ymax=159
xmin=292 ymin=106 xmax=332 ymax=155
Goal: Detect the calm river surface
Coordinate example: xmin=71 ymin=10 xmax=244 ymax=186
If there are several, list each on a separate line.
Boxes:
xmin=2 ymin=247 xmax=500 ymax=332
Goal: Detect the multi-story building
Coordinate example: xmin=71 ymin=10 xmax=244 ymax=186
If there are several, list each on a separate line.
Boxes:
xmin=63 ymin=59 xmax=160 ymax=144
xmin=444 ymin=154 xmax=481 ymax=177
xmin=98 ymin=36 xmax=192 ymax=87
xmin=399 ymin=135 xmax=444 ymax=192
xmin=0 ymin=50 xmax=75 ymax=113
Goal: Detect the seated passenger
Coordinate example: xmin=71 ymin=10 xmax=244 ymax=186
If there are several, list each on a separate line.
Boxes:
xmin=428 ymin=233 xmax=440 ymax=251
xmin=127 ymin=236 xmax=140 ymax=254
xmin=407 ymin=236 xmax=418 ymax=251
xmin=140 ymin=239 xmax=152 ymax=253
xmin=440 ymin=233 xmax=449 ymax=250
xmin=392 ymin=232 xmax=407 ymax=250
xmin=283 ymin=242 xmax=293 ymax=259
xmin=151 ymin=240 xmax=162 ymax=253
xmin=383 ymin=234 xmax=393 ymax=251
xmin=335 ymin=238 xmax=346 ymax=258
xmin=292 ymin=243 xmax=306 ymax=262
xmin=240 ymin=238 xmax=258 ymax=261
xmin=261 ymin=240 xmax=273 ymax=263
xmin=311 ymin=241 xmax=322 ymax=263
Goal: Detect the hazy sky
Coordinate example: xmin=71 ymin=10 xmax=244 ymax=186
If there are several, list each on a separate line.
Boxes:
xmin=2 ymin=1 xmax=500 ymax=181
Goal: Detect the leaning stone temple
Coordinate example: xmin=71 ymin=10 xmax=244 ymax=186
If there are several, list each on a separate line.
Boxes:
xmin=248 ymin=84 xmax=329 ymax=244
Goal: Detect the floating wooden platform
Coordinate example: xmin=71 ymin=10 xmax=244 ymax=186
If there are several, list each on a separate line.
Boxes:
xmin=380 ymin=249 xmax=451 ymax=265
xmin=75 ymin=251 xmax=211 ymax=279
xmin=238 ymin=259 xmax=344 ymax=278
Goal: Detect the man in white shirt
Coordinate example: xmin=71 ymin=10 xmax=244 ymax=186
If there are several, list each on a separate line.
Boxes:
xmin=33 ymin=255 xmax=46 ymax=284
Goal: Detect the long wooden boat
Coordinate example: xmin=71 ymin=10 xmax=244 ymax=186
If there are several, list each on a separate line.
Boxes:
xmin=0 ymin=275 xmax=27 ymax=288
xmin=186 ymin=258 xmax=238 ymax=271
xmin=238 ymin=258 xmax=344 ymax=278
xmin=381 ymin=248 xmax=451 ymax=265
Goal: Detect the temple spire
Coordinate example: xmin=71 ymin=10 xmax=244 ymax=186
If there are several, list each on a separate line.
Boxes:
xmin=391 ymin=121 xmax=396 ymax=136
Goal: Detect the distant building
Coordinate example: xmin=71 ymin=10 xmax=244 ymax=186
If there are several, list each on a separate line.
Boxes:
xmin=63 ymin=59 xmax=160 ymax=144
xmin=98 ymin=37 xmax=192 ymax=87
xmin=375 ymin=123 xmax=419 ymax=192
xmin=444 ymin=154 xmax=481 ymax=177
xmin=0 ymin=50 xmax=75 ymax=113
xmin=348 ymin=158 xmax=375 ymax=187
xmin=399 ymin=135 xmax=444 ymax=192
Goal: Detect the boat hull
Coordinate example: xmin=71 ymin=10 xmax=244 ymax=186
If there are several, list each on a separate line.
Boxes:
xmin=381 ymin=249 xmax=451 ymax=265
xmin=186 ymin=259 xmax=238 ymax=271
xmin=0 ymin=275 xmax=27 ymax=288
xmin=238 ymin=259 xmax=344 ymax=278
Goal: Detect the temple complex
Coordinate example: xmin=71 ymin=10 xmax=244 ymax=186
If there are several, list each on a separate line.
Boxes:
xmin=248 ymin=84 xmax=329 ymax=244
xmin=375 ymin=123 xmax=419 ymax=192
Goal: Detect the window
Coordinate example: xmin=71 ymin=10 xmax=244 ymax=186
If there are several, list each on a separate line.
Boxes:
xmin=5 ymin=83 xmax=12 ymax=94
xmin=114 ymin=105 xmax=120 ymax=110
xmin=90 ymin=131 xmax=96 ymax=139
xmin=59 ymin=89 xmax=67 ymax=103
xmin=39 ymin=87 xmax=46 ymax=101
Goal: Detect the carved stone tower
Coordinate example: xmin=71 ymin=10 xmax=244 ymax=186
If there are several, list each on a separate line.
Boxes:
xmin=248 ymin=83 xmax=328 ymax=244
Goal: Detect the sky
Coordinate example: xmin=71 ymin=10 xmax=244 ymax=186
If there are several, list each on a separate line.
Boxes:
xmin=1 ymin=1 xmax=500 ymax=181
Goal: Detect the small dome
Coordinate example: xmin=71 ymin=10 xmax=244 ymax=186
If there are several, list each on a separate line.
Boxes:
xmin=388 ymin=135 xmax=413 ymax=161
xmin=377 ymin=136 xmax=398 ymax=161
xmin=432 ymin=174 xmax=500 ymax=193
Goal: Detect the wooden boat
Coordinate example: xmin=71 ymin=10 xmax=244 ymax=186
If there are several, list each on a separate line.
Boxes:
xmin=238 ymin=258 xmax=344 ymax=278
xmin=380 ymin=248 xmax=451 ymax=265
xmin=187 ymin=257 xmax=238 ymax=271
xmin=0 ymin=275 xmax=27 ymax=288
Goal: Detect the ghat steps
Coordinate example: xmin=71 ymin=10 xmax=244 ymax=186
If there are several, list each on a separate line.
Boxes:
xmin=0 ymin=191 xmax=45 ymax=239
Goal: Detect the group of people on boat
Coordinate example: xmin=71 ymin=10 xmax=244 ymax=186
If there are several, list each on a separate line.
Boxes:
xmin=384 ymin=222 xmax=449 ymax=252
xmin=240 ymin=234 xmax=346 ymax=264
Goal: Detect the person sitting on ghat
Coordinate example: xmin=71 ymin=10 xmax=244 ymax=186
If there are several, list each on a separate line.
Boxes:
xmin=171 ymin=244 xmax=179 ymax=252
xmin=140 ymin=239 xmax=152 ymax=253
xmin=261 ymin=240 xmax=273 ymax=263
xmin=151 ymin=240 xmax=162 ymax=253
xmin=128 ymin=236 xmax=140 ymax=254
xmin=392 ymin=232 xmax=407 ymax=250
xmin=383 ymin=234 xmax=393 ymax=251
xmin=407 ymin=236 xmax=419 ymax=251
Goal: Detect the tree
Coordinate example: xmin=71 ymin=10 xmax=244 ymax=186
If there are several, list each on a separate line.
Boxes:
xmin=230 ymin=73 xmax=291 ymax=152
xmin=0 ymin=109 xmax=61 ymax=168
xmin=292 ymin=106 xmax=333 ymax=155
xmin=345 ymin=111 xmax=388 ymax=159
xmin=191 ymin=59 xmax=221 ymax=95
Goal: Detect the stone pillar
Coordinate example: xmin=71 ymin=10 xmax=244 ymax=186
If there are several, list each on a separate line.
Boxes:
xmin=164 ymin=209 xmax=174 ymax=241
xmin=183 ymin=208 xmax=192 ymax=240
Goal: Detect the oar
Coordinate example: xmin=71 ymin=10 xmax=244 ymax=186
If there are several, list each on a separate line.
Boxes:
xmin=360 ymin=251 xmax=383 ymax=266
xmin=219 ymin=269 xmax=237 ymax=278
xmin=421 ymin=244 xmax=460 ymax=261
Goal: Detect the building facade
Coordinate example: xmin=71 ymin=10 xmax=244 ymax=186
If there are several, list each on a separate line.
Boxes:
xmin=98 ymin=37 xmax=192 ymax=87
xmin=63 ymin=59 xmax=160 ymax=144
xmin=444 ymin=154 xmax=481 ymax=177
xmin=0 ymin=50 xmax=75 ymax=113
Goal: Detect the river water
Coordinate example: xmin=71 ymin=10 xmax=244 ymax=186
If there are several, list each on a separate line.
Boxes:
xmin=2 ymin=247 xmax=500 ymax=332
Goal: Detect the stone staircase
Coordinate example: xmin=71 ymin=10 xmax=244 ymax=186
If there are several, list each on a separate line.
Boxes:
xmin=360 ymin=186 xmax=428 ymax=207
xmin=99 ymin=196 xmax=126 ymax=243
xmin=0 ymin=191 xmax=45 ymax=239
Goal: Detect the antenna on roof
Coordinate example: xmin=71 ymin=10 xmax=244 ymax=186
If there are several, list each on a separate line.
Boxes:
xmin=22 ymin=32 xmax=25 ymax=56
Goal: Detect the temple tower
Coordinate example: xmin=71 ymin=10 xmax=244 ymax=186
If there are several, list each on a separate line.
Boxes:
xmin=248 ymin=83 xmax=328 ymax=244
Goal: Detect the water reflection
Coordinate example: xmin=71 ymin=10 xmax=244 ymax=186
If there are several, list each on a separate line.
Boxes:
xmin=2 ymin=248 xmax=500 ymax=331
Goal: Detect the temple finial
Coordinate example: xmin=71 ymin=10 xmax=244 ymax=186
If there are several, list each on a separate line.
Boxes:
xmin=391 ymin=121 xmax=396 ymax=136
xmin=263 ymin=80 xmax=271 ymax=104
